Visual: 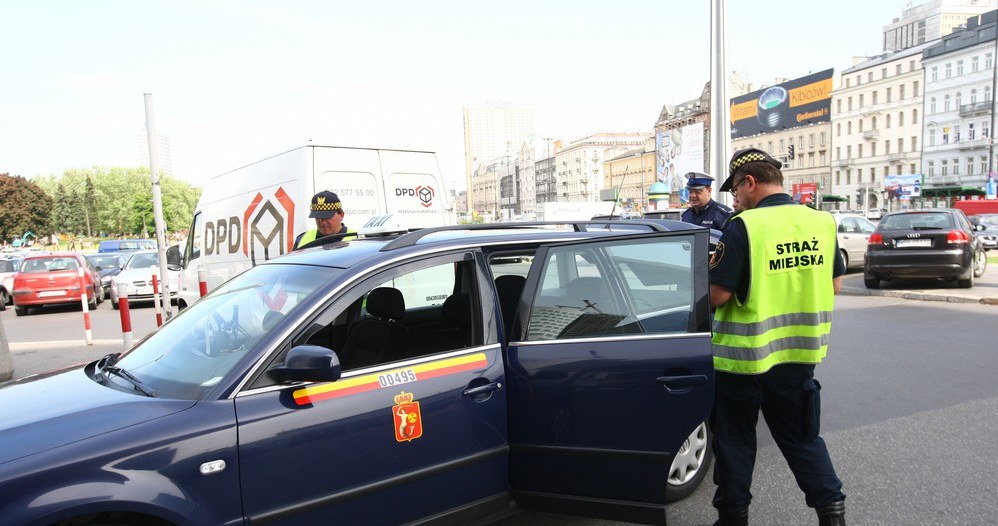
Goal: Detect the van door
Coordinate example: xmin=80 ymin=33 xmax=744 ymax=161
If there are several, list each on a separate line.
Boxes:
xmin=506 ymin=231 xmax=714 ymax=525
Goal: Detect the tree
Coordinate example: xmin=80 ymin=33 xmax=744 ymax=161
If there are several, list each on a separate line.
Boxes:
xmin=0 ymin=173 xmax=53 ymax=243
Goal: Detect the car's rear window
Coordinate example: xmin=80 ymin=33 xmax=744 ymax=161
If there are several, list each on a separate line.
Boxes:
xmin=0 ymin=260 xmax=17 ymax=273
xmin=880 ymin=213 xmax=954 ymax=231
xmin=22 ymin=257 xmax=80 ymax=273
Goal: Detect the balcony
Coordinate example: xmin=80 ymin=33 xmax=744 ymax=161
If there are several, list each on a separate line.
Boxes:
xmin=862 ymin=129 xmax=879 ymax=141
xmin=887 ymin=153 xmax=905 ymax=163
xmin=959 ymin=101 xmax=993 ymax=117
xmin=833 ymin=158 xmax=854 ymax=168
xmin=957 ymin=137 xmax=991 ymax=151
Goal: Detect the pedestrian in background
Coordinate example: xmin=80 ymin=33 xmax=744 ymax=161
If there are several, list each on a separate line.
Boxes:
xmin=293 ymin=191 xmax=353 ymax=250
xmin=681 ymin=171 xmax=731 ymax=230
xmin=707 ymin=148 xmax=847 ymax=526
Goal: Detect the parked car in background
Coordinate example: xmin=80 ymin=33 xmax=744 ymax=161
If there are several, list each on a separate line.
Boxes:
xmin=97 ymin=238 xmax=156 ymax=253
xmin=0 ymin=257 xmax=23 ymax=311
xmin=832 ymin=213 xmax=877 ymax=270
xmin=84 ymin=253 xmax=126 ymax=297
xmin=109 ymin=250 xmax=179 ymax=308
xmin=865 ymin=208 xmax=888 ymax=220
xmin=643 ymin=208 xmax=687 ymax=221
xmin=864 ymin=209 xmax=988 ymax=289
xmin=968 ymin=213 xmax=998 ymax=250
xmin=10 ymin=253 xmax=103 ymax=315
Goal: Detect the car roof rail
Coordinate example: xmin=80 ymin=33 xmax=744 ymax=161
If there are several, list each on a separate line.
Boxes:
xmin=379 ymin=220 xmax=681 ymax=252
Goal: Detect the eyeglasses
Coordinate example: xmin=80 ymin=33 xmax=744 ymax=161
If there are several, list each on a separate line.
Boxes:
xmin=729 ymin=177 xmax=748 ymax=197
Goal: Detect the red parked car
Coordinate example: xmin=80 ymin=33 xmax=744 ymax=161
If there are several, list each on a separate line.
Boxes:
xmin=11 ymin=253 xmax=103 ymax=316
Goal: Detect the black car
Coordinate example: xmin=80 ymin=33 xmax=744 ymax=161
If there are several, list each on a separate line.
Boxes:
xmin=84 ymin=253 xmax=125 ymax=296
xmin=864 ymin=208 xmax=988 ymax=289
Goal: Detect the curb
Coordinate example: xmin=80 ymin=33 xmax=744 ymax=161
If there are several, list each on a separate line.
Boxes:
xmin=840 ymin=286 xmax=998 ymax=305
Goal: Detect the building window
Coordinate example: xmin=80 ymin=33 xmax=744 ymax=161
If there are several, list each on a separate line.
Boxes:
xmin=911 ymin=136 xmax=916 ymax=150
xmin=848 ymin=121 xmax=853 ymax=134
xmin=929 ymin=131 xmax=936 ymax=146
xmin=884 ymin=114 xmax=889 ymax=128
xmin=882 ymin=67 xmax=887 ymax=79
xmin=836 ymin=146 xmax=841 ymax=160
xmin=930 ymin=98 xmax=936 ymax=113
xmin=952 ymin=158 xmax=959 ymax=175
xmin=928 ymin=161 xmax=934 ymax=177
xmin=944 ymin=94 xmax=950 ymax=112
xmin=859 ymin=94 xmax=865 ymax=107
xmin=872 ymin=91 xmax=878 ymax=105
xmin=845 ymin=78 xmax=851 ymax=88
xmin=835 ymin=171 xmax=841 ymax=185
xmin=909 ymin=164 xmax=915 ymax=174
xmin=987 ymin=52 xmax=994 ymax=69
xmin=931 ymin=67 xmax=938 ymax=81
xmin=885 ymin=141 xmax=890 ymax=154
xmin=798 ymin=136 xmax=804 ymax=148
xmin=971 ymin=89 xmax=977 ymax=104
xmin=957 ymin=60 xmax=964 ymax=76
xmin=809 ymin=134 xmax=815 ymax=147
xmin=837 ymin=122 xmax=842 ymax=136
xmin=941 ymin=160 xmax=948 ymax=176
xmin=982 ymin=156 xmax=989 ymax=175
xmin=896 ymin=64 xmax=902 ymax=75
xmin=868 ymin=72 xmax=874 ymax=82
xmin=872 ymin=142 xmax=877 ymax=156
xmin=846 ymin=170 xmax=852 ymax=185
xmin=858 ymin=168 xmax=863 ymax=183
xmin=913 ymin=81 xmax=919 ymax=96
xmin=943 ymin=129 xmax=949 ymax=143
xmin=820 ymin=152 xmax=826 ymax=165
xmin=858 ymin=144 xmax=863 ymax=157
xmin=898 ymin=138 xmax=904 ymax=152
xmin=972 ymin=56 xmax=980 ymax=72
xmin=859 ymin=119 xmax=864 ymax=133
xmin=886 ymin=87 xmax=892 ymax=102
xmin=900 ymin=84 xmax=906 ymax=99
xmin=954 ymin=125 xmax=961 ymax=143
xmin=820 ymin=132 xmax=826 ymax=146
xmin=848 ymin=97 xmax=853 ymax=111
xmin=837 ymin=99 xmax=842 ymax=113
xmin=871 ymin=167 xmax=877 ymax=182
xmin=899 ymin=111 xmax=904 ymax=126
xmin=909 ymin=60 xmax=915 ymax=71
xmin=944 ymin=63 xmax=951 ymax=78
xmin=956 ymin=92 xmax=962 ymax=109
xmin=779 ymin=138 xmax=784 ymax=151
xmin=912 ymin=108 xmax=918 ymax=124
xmin=986 ymin=86 xmax=992 ymax=101
xmin=847 ymin=145 xmax=852 ymax=158
xmin=969 ymin=123 xmax=975 ymax=140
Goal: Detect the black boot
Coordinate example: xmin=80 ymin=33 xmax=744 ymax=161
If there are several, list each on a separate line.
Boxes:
xmin=713 ymin=508 xmax=748 ymax=526
xmin=816 ymin=500 xmax=845 ymax=526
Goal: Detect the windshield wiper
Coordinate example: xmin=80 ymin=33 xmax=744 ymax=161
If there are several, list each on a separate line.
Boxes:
xmin=94 ymin=353 xmax=156 ymax=397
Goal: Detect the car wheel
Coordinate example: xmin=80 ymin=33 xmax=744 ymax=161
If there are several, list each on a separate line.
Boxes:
xmin=0 ymin=290 xmax=7 ymax=311
xmin=666 ymin=420 xmax=712 ymax=503
xmin=96 ymin=283 xmax=105 ymax=305
xmin=839 ymin=249 xmax=849 ymax=270
xmin=14 ymin=304 xmax=28 ymax=316
xmin=864 ymin=274 xmax=880 ymax=289
xmin=973 ymin=249 xmax=987 ymax=278
xmin=958 ymin=270 xmax=974 ymax=289
xmin=111 ymin=297 xmax=120 ymax=310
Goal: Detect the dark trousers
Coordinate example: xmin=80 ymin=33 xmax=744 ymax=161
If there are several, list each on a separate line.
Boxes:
xmin=711 ymin=363 xmax=844 ymax=511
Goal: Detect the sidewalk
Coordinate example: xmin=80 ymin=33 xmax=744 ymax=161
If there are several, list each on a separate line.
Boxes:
xmin=839 ymin=266 xmax=998 ymax=306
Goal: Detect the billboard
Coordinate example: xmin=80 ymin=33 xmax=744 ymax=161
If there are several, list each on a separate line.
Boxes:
xmin=884 ymin=174 xmax=922 ymax=201
xmin=730 ymin=69 xmax=833 ymax=139
xmin=656 ymin=121 xmax=705 ymax=200
xmin=792 ymin=182 xmax=818 ymax=205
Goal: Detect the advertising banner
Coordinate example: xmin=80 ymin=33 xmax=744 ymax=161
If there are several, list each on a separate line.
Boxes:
xmin=884 ymin=174 xmax=922 ymax=201
xmin=730 ymin=69 xmax=834 ymax=139
xmin=656 ymin=122 xmax=705 ymax=200
xmin=792 ymin=182 xmax=818 ymax=204
xmin=987 ymin=172 xmax=996 ymax=200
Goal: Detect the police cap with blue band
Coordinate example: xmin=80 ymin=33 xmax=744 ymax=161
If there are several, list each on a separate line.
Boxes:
xmin=684 ymin=171 xmax=715 ymax=189
xmin=719 ymin=148 xmax=783 ymax=192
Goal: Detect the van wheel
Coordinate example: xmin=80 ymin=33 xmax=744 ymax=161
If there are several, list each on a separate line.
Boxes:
xmin=667 ymin=420 xmax=712 ymax=503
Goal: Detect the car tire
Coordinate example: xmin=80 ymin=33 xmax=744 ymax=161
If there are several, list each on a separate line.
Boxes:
xmin=973 ymin=249 xmax=987 ymax=278
xmin=111 ymin=298 xmax=120 ymax=310
xmin=958 ymin=270 xmax=973 ymax=289
xmin=864 ymin=274 xmax=880 ymax=289
xmin=839 ymin=249 xmax=849 ymax=270
xmin=14 ymin=304 xmax=28 ymax=316
xmin=0 ymin=290 xmax=7 ymax=311
xmin=666 ymin=420 xmax=712 ymax=503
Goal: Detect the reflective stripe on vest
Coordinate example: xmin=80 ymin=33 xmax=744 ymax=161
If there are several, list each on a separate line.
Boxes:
xmin=711 ymin=205 xmax=837 ymax=374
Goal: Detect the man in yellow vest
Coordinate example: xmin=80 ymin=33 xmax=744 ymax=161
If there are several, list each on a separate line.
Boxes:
xmin=708 ymin=148 xmax=846 ymax=526
xmin=293 ymin=191 xmax=352 ymax=250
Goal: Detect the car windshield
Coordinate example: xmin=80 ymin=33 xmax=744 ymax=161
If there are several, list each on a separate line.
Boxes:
xmin=111 ymin=264 xmax=340 ymax=400
xmin=86 ymin=255 xmax=120 ymax=269
xmin=879 ymin=213 xmax=954 ymax=231
xmin=125 ymin=252 xmax=159 ymax=269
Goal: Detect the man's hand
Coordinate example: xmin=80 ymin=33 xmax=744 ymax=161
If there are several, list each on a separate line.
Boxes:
xmin=710 ymin=284 xmax=732 ymax=308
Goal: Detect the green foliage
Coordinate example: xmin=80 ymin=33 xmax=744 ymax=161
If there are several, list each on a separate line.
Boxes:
xmin=0 ymin=173 xmax=54 ymax=242
xmin=28 ymin=167 xmax=202 ymax=237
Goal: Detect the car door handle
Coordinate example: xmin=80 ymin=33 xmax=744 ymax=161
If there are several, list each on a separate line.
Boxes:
xmin=463 ymin=382 xmax=503 ymax=397
xmin=657 ymin=375 xmax=708 ymax=393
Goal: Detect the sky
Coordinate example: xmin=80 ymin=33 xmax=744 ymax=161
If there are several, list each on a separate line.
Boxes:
xmin=0 ymin=0 xmax=920 ymax=192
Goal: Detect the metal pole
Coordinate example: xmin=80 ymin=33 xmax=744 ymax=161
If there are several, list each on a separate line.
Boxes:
xmin=710 ymin=0 xmax=731 ymax=205
xmin=144 ymin=93 xmax=173 ymax=320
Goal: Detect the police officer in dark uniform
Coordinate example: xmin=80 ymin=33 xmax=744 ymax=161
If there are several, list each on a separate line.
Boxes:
xmin=708 ymin=148 xmax=847 ymax=526
xmin=680 ymin=171 xmax=731 ymax=230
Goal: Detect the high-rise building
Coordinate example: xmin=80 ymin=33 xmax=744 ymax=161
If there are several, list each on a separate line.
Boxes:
xmin=463 ymin=102 xmax=536 ymax=211
xmin=138 ymin=129 xmax=173 ymax=177
xmin=883 ymin=0 xmax=993 ymax=53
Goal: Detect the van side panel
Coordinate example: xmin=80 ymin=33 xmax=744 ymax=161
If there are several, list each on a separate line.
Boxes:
xmin=312 ymin=147 xmax=389 ymax=230
xmin=380 ymin=149 xmax=453 ymax=227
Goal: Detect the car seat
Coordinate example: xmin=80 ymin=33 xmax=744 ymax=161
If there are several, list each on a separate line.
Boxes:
xmin=494 ymin=274 xmax=526 ymax=336
xmin=339 ymin=287 xmax=408 ymax=370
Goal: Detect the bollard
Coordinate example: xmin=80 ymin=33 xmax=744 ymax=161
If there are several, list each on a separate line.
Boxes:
xmin=198 ymin=267 xmax=208 ymax=297
xmin=78 ymin=268 xmax=93 ymax=346
xmin=151 ymin=269 xmax=163 ymax=327
xmin=117 ymin=282 xmax=133 ymax=350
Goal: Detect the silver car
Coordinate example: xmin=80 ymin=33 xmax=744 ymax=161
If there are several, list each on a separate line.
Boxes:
xmin=833 ymin=213 xmax=877 ymax=270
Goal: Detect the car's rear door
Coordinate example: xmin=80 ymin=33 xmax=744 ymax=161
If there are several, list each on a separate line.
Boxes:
xmin=506 ymin=230 xmax=714 ymax=525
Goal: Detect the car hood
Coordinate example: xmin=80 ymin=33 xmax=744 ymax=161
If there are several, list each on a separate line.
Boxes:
xmin=0 ymin=367 xmax=195 ymax=466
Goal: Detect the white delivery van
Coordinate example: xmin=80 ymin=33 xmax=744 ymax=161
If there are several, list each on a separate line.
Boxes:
xmin=169 ymin=144 xmax=453 ymax=308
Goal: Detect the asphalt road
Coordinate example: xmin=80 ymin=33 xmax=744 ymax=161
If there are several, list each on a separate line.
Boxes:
xmin=2 ymin=294 xmax=997 ymax=525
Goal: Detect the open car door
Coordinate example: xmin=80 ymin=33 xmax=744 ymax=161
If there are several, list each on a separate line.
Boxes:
xmin=505 ymin=229 xmax=714 ymax=525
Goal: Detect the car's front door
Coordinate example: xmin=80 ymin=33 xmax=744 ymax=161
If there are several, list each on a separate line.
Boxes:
xmin=506 ymin=231 xmax=714 ymax=525
xmin=234 ymin=252 xmax=509 ymax=525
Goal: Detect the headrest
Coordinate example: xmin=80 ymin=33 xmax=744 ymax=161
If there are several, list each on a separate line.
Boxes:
xmin=366 ymin=287 xmax=405 ymax=321
xmin=442 ymin=293 xmax=472 ymax=328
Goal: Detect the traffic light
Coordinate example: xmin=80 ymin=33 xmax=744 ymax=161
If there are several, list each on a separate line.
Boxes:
xmin=788 ymin=144 xmax=796 ymax=160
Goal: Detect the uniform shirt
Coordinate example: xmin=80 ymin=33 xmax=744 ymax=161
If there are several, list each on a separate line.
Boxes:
xmin=681 ymin=199 xmax=732 ymax=230
xmin=710 ymin=194 xmax=845 ymax=304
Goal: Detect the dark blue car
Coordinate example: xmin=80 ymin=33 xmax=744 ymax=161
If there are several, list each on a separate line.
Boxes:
xmin=0 ymin=221 xmax=715 ymax=526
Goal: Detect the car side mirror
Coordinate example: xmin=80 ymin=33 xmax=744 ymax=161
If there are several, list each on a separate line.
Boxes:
xmin=269 ymin=345 xmax=342 ymax=384
xmin=975 ymin=224 xmax=985 ymax=231
xmin=166 ymin=245 xmax=183 ymax=270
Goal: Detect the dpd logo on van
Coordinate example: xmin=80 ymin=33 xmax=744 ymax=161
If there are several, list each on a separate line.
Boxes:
xmin=205 ymin=187 xmax=295 ymax=265
xmin=395 ymin=185 xmax=435 ymax=208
